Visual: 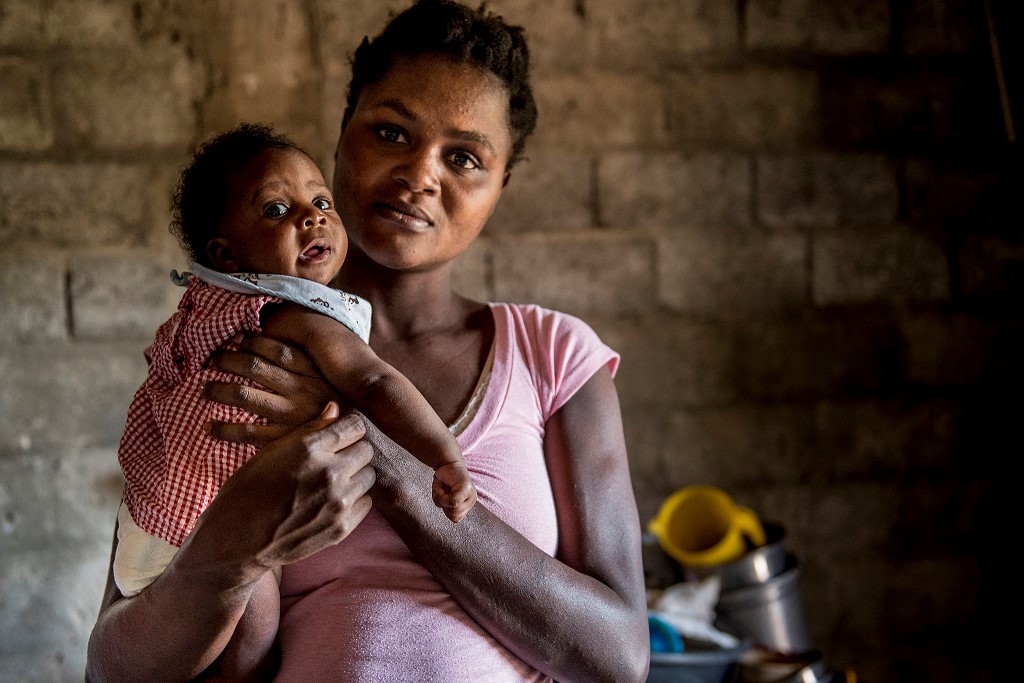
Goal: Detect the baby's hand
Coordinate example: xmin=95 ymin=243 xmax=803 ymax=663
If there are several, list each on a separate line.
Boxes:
xmin=431 ymin=461 xmax=477 ymax=523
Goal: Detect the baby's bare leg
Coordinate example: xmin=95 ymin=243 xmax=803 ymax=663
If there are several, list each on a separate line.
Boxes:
xmin=205 ymin=570 xmax=280 ymax=682
xmin=432 ymin=461 xmax=477 ymax=523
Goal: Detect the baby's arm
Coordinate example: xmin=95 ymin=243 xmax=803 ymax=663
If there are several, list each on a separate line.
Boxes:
xmin=261 ymin=303 xmax=475 ymax=522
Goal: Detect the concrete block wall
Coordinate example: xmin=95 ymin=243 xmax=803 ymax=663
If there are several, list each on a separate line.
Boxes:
xmin=1 ymin=1 xmax=1019 ymax=681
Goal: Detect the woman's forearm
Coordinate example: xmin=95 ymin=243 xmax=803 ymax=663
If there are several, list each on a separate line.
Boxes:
xmin=88 ymin=407 xmax=374 ymax=682
xmin=86 ymin=530 xmax=258 ymax=682
xmin=366 ymin=425 xmax=649 ymax=683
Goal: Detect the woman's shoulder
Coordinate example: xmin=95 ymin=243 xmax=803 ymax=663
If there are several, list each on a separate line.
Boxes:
xmin=490 ymin=302 xmax=617 ymax=372
xmin=489 ymin=302 xmax=619 ymax=418
xmin=490 ymin=302 xmax=605 ymax=347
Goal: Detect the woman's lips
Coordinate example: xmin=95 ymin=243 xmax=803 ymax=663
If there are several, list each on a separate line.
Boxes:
xmin=374 ymin=202 xmax=433 ymax=230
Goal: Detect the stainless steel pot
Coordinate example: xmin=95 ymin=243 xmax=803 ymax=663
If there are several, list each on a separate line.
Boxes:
xmin=684 ymin=521 xmax=787 ymax=591
xmin=715 ymin=554 xmax=811 ymax=655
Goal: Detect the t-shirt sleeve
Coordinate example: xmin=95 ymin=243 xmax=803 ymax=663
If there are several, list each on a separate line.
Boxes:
xmin=520 ymin=305 xmax=620 ymax=421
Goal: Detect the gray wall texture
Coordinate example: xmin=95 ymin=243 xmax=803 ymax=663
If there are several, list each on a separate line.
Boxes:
xmin=1 ymin=1 xmax=1020 ymax=681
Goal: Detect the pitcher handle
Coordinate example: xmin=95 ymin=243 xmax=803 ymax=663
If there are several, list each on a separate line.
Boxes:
xmin=735 ymin=505 xmax=767 ymax=548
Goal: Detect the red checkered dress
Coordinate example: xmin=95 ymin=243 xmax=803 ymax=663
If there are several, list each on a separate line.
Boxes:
xmin=118 ymin=276 xmax=280 ymax=547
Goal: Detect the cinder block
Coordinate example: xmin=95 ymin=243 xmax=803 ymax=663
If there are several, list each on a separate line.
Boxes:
xmin=735 ymin=317 xmax=901 ymax=400
xmin=797 ymin=554 xmax=887 ymax=678
xmin=0 ymin=343 xmax=146 ymax=456
xmin=451 ymin=237 xmax=492 ymax=303
xmin=741 ymin=482 xmax=899 ymax=553
xmin=757 ymin=154 xmax=899 ymax=227
xmin=485 ymin=0 xmax=594 ymax=74
xmin=0 ymin=0 xmax=43 ymax=47
xmin=905 ymin=156 xmax=1011 ymax=229
xmin=0 ymin=162 xmax=161 ymax=249
xmin=621 ymin=408 xmax=676 ymax=521
xmin=0 ymin=59 xmax=53 ymax=152
xmin=901 ymin=0 xmax=975 ymax=55
xmin=53 ymin=45 xmax=202 ymax=150
xmin=880 ymin=555 xmax=980 ymax=631
xmin=0 ymin=453 xmax=118 ymax=683
xmin=70 ymin=251 xmax=182 ymax=340
xmin=957 ymin=233 xmax=1024 ymax=299
xmin=0 ymin=255 xmax=67 ymax=342
xmin=314 ymin=0 xmax=409 ymax=148
xmin=599 ymin=153 xmax=751 ymax=228
xmin=813 ymin=399 xmax=961 ymax=477
xmin=44 ymin=0 xmax=136 ymax=47
xmin=493 ymin=232 xmax=655 ymax=316
xmin=146 ymin=164 xmax=190 ymax=257
xmin=588 ymin=0 xmax=739 ymax=66
xmin=532 ymin=74 xmax=667 ymax=151
xmin=314 ymin=0 xmax=410 ymax=83
xmin=900 ymin=313 xmax=999 ymax=387
xmin=746 ymin=0 xmax=891 ymax=55
xmin=487 ymin=152 xmax=593 ymax=232
xmin=594 ymin=316 xmax=741 ymax=408
xmin=873 ymin=558 xmax=988 ymax=683
xmin=203 ymin=0 xmax=320 ymax=147
xmin=798 ymin=552 xmax=981 ymax=683
xmin=0 ymin=543 xmax=113 ymax=681
xmin=656 ymin=405 xmax=816 ymax=489
xmin=819 ymin=65 xmax=962 ymax=147
xmin=658 ymin=229 xmax=807 ymax=316
xmin=0 ymin=449 xmax=121 ymax=551
xmin=889 ymin=477 xmax=994 ymax=557
xmin=813 ymin=230 xmax=950 ymax=305
xmin=667 ymin=68 xmax=820 ymax=149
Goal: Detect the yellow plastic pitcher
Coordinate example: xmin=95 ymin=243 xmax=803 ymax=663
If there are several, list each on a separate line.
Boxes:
xmin=648 ymin=486 xmax=767 ymax=567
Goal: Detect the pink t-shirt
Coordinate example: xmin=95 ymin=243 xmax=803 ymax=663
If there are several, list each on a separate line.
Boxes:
xmin=276 ymin=303 xmax=620 ymax=682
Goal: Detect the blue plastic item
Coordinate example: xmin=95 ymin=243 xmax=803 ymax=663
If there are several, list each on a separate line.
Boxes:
xmin=648 ymin=613 xmax=685 ymax=654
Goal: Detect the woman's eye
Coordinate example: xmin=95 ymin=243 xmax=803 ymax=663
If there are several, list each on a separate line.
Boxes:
xmin=450 ymin=151 xmax=479 ymax=170
xmin=263 ymin=202 xmax=287 ymax=218
xmin=377 ymin=126 xmax=408 ymax=144
xmin=313 ymin=197 xmax=331 ymax=210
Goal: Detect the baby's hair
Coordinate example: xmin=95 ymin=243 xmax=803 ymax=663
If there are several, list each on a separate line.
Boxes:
xmin=171 ymin=123 xmax=307 ymax=268
xmin=343 ymin=0 xmax=537 ymax=168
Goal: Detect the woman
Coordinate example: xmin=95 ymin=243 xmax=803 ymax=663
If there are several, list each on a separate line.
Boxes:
xmin=86 ymin=1 xmax=649 ymax=680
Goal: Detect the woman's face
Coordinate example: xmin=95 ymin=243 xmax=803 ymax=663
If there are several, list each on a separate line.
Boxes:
xmin=333 ymin=53 xmax=514 ymax=273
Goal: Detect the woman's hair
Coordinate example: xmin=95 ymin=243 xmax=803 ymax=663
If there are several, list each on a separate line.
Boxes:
xmin=343 ymin=0 xmax=537 ymax=168
xmin=171 ymin=123 xmax=305 ymax=267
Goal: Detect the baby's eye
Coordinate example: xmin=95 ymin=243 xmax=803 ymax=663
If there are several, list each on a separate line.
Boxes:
xmin=449 ymin=151 xmax=479 ymax=170
xmin=377 ymin=126 xmax=408 ymax=144
xmin=313 ymin=197 xmax=331 ymax=211
xmin=263 ymin=202 xmax=287 ymax=218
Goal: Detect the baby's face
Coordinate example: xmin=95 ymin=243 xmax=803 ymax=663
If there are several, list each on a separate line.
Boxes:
xmin=209 ymin=147 xmax=346 ymax=285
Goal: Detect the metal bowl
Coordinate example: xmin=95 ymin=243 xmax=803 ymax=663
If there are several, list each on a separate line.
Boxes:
xmin=648 ymin=635 xmax=751 ymax=683
xmin=738 ymin=648 xmax=837 ymax=683
xmin=716 ymin=554 xmax=811 ymax=655
xmin=686 ymin=522 xmax=787 ymax=591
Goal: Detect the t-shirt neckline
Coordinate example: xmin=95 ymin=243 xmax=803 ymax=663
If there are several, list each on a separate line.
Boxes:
xmin=453 ymin=303 xmax=511 ymax=452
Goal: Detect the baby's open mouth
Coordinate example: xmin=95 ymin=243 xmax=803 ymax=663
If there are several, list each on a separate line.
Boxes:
xmin=300 ymin=243 xmax=331 ymax=262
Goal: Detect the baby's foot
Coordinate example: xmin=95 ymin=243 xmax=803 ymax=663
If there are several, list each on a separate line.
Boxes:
xmin=432 ymin=461 xmax=477 ymax=523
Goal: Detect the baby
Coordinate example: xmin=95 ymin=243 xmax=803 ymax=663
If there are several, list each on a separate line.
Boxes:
xmin=114 ymin=123 xmax=476 ymax=679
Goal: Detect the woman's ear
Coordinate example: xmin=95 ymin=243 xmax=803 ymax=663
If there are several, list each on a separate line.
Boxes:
xmin=206 ymin=237 xmax=238 ymax=272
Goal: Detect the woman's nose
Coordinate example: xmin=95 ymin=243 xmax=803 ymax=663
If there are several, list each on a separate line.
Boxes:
xmin=392 ymin=152 xmax=440 ymax=195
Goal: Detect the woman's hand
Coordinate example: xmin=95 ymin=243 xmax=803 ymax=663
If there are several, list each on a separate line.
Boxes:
xmin=203 ymin=332 xmax=339 ymax=446
xmin=185 ymin=402 xmax=376 ymax=580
